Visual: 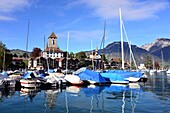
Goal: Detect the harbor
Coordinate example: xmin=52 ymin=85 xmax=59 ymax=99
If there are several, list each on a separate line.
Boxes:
xmin=1 ymin=1 xmax=170 ymax=113
xmin=0 ymin=72 xmax=170 ymax=113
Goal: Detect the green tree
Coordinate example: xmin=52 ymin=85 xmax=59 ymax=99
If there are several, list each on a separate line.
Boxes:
xmin=75 ymin=51 xmax=87 ymax=60
xmin=30 ymin=47 xmax=42 ymax=59
xmin=0 ymin=41 xmax=13 ymax=70
xmin=23 ymin=52 xmax=29 ymax=58
xmin=70 ymin=52 xmax=74 ymax=58
xmin=144 ymin=55 xmax=152 ymax=69
xmin=130 ymin=61 xmax=136 ymax=70
xmin=78 ymin=59 xmax=86 ymax=68
xmin=101 ymin=54 xmax=107 ymax=62
xmin=13 ymin=53 xmax=18 ymax=57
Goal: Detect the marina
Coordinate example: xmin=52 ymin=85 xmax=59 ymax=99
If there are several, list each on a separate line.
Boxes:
xmin=1 ymin=1 xmax=170 ymax=113
xmin=0 ymin=72 xmax=170 ymax=113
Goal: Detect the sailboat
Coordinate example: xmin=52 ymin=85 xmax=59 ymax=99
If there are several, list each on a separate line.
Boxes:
xmin=20 ymin=21 xmax=41 ymax=88
xmin=100 ymin=8 xmax=144 ymax=84
xmin=63 ymin=32 xmax=85 ymax=86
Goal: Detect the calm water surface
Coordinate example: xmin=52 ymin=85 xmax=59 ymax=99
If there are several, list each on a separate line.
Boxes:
xmin=0 ymin=74 xmax=170 ymax=113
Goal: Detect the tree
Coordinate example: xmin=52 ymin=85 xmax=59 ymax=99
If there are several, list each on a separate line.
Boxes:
xmin=30 ymin=47 xmax=42 ymax=59
xmin=154 ymin=61 xmax=160 ymax=70
xmin=75 ymin=51 xmax=87 ymax=59
xmin=144 ymin=55 xmax=152 ymax=69
xmin=23 ymin=52 xmax=29 ymax=58
xmin=130 ymin=61 xmax=136 ymax=70
xmin=13 ymin=53 xmax=18 ymax=57
xmin=101 ymin=54 xmax=107 ymax=62
xmin=70 ymin=52 xmax=74 ymax=58
xmin=78 ymin=59 xmax=87 ymax=68
xmin=0 ymin=41 xmax=13 ymax=70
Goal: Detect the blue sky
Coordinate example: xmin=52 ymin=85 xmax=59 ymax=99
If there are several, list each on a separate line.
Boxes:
xmin=0 ymin=0 xmax=170 ymax=53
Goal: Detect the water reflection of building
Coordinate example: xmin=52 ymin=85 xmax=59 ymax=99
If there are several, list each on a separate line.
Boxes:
xmin=45 ymin=89 xmax=60 ymax=111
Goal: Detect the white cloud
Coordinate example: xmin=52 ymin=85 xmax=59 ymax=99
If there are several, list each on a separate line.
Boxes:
xmin=0 ymin=15 xmax=15 ymax=21
xmin=76 ymin=0 xmax=169 ymax=21
xmin=0 ymin=0 xmax=31 ymax=21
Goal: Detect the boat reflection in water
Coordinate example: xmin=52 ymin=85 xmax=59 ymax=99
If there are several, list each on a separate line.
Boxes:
xmin=77 ymin=83 xmax=142 ymax=113
xmin=20 ymin=88 xmax=41 ymax=102
xmin=0 ymin=87 xmax=15 ymax=101
xmin=103 ymin=83 xmax=142 ymax=113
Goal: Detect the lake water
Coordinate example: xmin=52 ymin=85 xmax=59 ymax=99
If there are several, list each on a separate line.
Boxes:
xmin=1 ymin=74 xmax=170 ymax=113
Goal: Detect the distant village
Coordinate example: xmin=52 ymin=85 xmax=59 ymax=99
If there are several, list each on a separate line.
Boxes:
xmin=2 ymin=32 xmax=165 ymax=72
xmin=10 ymin=32 xmax=139 ymax=72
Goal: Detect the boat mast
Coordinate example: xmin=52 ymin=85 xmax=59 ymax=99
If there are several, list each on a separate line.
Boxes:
xmin=44 ymin=35 xmax=46 ymax=51
xmin=3 ymin=50 xmax=5 ymax=71
xmin=129 ymin=42 xmax=132 ymax=70
xmin=91 ymin=40 xmax=94 ymax=70
xmin=103 ymin=20 xmax=106 ymax=50
xmin=102 ymin=20 xmax=106 ymax=69
xmin=121 ymin=13 xmax=137 ymax=70
xmin=66 ymin=32 xmax=69 ymax=74
xmin=161 ymin=50 xmax=164 ymax=70
xmin=119 ymin=8 xmax=124 ymax=69
xmin=25 ymin=21 xmax=30 ymax=70
xmin=152 ymin=56 xmax=155 ymax=70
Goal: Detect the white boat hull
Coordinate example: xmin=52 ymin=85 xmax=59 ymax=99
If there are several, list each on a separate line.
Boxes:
xmin=125 ymin=77 xmax=140 ymax=82
xmin=111 ymin=80 xmax=129 ymax=84
xmin=20 ymin=79 xmax=38 ymax=88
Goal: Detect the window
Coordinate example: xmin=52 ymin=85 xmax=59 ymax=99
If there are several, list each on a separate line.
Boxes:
xmin=52 ymin=39 xmax=55 ymax=45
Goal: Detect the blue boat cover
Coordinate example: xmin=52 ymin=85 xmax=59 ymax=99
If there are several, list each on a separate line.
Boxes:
xmin=102 ymin=70 xmax=143 ymax=79
xmin=73 ymin=67 xmax=86 ymax=75
xmin=48 ymin=69 xmax=55 ymax=73
xmin=101 ymin=72 xmax=127 ymax=81
xmin=1 ymin=71 xmax=8 ymax=78
xmin=77 ymin=69 xmax=109 ymax=83
xmin=22 ymin=71 xmax=36 ymax=79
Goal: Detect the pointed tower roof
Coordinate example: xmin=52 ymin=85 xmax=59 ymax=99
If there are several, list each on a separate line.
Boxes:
xmin=49 ymin=32 xmax=57 ymax=39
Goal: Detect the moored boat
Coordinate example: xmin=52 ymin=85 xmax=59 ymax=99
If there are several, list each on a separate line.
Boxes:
xmin=20 ymin=71 xmax=40 ymax=88
xmin=64 ymin=74 xmax=86 ymax=86
xmin=20 ymin=79 xmax=38 ymax=88
xmin=76 ymin=68 xmax=111 ymax=85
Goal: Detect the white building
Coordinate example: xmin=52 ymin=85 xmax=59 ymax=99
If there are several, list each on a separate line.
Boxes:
xmin=28 ymin=32 xmax=65 ymax=69
xmin=43 ymin=32 xmax=64 ymax=59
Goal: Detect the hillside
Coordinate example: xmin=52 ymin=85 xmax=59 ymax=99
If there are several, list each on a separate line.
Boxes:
xmin=10 ymin=49 xmax=30 ymax=56
xmin=85 ymin=41 xmax=161 ymax=65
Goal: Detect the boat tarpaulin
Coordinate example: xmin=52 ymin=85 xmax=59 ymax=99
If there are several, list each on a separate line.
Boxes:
xmin=77 ymin=69 xmax=108 ymax=83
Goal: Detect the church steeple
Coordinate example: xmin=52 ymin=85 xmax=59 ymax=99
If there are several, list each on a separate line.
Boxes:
xmin=48 ymin=32 xmax=57 ymax=48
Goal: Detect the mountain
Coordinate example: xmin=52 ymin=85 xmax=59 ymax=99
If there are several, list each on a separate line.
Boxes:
xmin=10 ymin=49 xmax=30 ymax=56
xmin=85 ymin=41 xmax=160 ymax=65
xmin=141 ymin=38 xmax=170 ymax=62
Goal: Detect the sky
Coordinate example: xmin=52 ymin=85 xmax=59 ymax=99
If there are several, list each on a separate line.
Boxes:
xmin=0 ymin=0 xmax=170 ymax=53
